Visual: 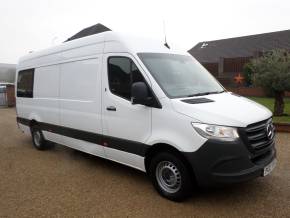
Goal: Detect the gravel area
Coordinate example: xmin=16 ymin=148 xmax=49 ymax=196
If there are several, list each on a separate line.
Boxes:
xmin=0 ymin=108 xmax=289 ymax=217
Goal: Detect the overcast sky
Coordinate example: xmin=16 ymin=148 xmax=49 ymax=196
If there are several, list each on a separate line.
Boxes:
xmin=1 ymin=0 xmax=289 ymax=64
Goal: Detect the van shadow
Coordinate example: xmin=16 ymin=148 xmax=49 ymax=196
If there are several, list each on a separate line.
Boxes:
xmin=23 ymin=139 xmax=271 ymax=204
xmin=188 ymin=179 xmax=270 ymax=206
xmin=21 ymin=138 xmax=148 ymax=183
xmin=53 ymin=143 xmax=149 ymax=183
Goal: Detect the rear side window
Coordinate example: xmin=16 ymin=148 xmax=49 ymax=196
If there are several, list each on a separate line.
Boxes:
xmin=108 ymin=57 xmax=146 ymax=100
xmin=17 ymin=69 xmax=34 ymax=98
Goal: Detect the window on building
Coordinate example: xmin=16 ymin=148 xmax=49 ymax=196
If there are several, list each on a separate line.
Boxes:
xmin=108 ymin=57 xmax=146 ymax=100
xmin=17 ymin=69 xmax=34 ymax=98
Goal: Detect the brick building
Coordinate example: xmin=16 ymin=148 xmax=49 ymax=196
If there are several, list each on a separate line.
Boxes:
xmin=188 ymin=30 xmax=290 ymax=87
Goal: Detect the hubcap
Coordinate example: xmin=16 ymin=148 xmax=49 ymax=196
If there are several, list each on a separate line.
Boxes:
xmin=156 ymin=161 xmax=181 ymax=193
xmin=33 ymin=130 xmax=41 ymax=147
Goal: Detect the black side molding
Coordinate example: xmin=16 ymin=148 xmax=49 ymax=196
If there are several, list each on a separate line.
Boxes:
xmin=17 ymin=117 xmax=149 ymax=157
xmin=17 ymin=117 xmax=30 ymax=126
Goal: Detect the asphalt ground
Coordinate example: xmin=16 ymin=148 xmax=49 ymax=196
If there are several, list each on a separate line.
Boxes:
xmin=0 ymin=107 xmax=289 ymax=217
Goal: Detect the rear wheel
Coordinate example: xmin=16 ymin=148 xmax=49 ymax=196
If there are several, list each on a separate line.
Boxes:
xmin=149 ymin=152 xmax=194 ymax=201
xmin=31 ymin=125 xmax=49 ymax=150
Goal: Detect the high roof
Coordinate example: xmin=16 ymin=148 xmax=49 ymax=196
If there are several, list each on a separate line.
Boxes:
xmin=18 ymin=31 xmax=187 ymax=68
xmin=65 ymin=23 xmax=111 ymax=42
xmin=188 ymin=29 xmax=290 ymax=63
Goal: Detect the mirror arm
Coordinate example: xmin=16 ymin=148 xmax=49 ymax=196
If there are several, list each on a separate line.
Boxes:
xmin=131 ymin=97 xmax=153 ymax=106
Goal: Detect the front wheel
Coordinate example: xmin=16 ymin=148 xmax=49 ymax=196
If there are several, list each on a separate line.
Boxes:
xmin=149 ymin=152 xmax=194 ymax=201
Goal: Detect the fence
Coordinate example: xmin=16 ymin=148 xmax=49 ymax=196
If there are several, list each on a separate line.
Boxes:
xmin=0 ymin=86 xmax=7 ymax=106
xmin=226 ymin=87 xmax=290 ymax=97
xmin=0 ymin=85 xmax=15 ymax=107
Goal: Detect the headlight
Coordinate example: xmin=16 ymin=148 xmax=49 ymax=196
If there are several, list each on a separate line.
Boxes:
xmin=191 ymin=123 xmax=239 ymax=141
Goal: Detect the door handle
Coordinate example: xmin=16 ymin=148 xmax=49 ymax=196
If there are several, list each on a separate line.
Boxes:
xmin=106 ymin=106 xmax=116 ymax=111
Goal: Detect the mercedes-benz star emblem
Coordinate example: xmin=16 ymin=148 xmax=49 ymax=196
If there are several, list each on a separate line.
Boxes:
xmin=266 ymin=123 xmax=274 ymax=140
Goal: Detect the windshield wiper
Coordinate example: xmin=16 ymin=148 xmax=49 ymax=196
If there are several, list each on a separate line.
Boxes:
xmin=186 ymin=90 xmax=225 ymax=97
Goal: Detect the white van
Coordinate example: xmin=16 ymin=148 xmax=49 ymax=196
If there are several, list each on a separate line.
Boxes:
xmin=16 ymin=31 xmax=276 ymax=201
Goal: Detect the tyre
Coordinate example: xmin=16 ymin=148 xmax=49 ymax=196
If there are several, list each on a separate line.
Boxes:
xmin=30 ymin=125 xmax=49 ymax=150
xmin=149 ymin=152 xmax=194 ymax=201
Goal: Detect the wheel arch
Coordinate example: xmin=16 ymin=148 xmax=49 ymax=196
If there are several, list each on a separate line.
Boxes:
xmin=29 ymin=119 xmax=38 ymax=127
xmin=144 ymin=143 xmax=196 ymax=182
xmin=28 ymin=113 xmax=42 ymax=127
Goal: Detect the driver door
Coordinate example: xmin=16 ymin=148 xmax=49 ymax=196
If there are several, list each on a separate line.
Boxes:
xmin=101 ymin=53 xmax=151 ymax=170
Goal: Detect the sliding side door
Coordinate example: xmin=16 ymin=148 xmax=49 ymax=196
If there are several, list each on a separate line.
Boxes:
xmin=59 ymin=56 xmax=105 ymax=158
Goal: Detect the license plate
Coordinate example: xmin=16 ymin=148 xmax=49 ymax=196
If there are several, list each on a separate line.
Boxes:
xmin=263 ymin=159 xmax=277 ymax=177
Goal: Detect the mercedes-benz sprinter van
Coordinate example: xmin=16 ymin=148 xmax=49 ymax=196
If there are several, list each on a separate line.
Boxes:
xmin=16 ymin=31 xmax=276 ymax=201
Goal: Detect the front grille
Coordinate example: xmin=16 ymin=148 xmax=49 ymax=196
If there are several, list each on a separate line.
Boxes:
xmin=245 ymin=118 xmax=275 ymax=151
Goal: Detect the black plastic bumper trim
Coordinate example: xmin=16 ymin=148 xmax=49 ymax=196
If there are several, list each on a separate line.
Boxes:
xmin=183 ymin=138 xmax=276 ymax=187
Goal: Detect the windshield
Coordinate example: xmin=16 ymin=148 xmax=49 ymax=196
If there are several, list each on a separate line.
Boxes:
xmin=138 ymin=53 xmax=224 ymax=98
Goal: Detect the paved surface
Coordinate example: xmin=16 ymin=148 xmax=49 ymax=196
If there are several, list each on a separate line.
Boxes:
xmin=0 ymin=108 xmax=289 ymax=217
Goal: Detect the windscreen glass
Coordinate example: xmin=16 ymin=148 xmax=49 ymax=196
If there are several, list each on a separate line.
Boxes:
xmin=138 ymin=53 xmax=224 ymax=98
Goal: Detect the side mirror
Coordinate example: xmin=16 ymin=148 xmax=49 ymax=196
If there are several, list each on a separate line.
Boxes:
xmin=131 ymin=82 xmax=152 ymax=106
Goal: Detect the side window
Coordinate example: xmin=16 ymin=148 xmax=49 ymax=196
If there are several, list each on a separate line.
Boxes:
xmin=108 ymin=57 xmax=146 ymax=100
xmin=17 ymin=69 xmax=34 ymax=98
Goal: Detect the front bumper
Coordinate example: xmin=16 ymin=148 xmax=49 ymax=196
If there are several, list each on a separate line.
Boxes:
xmin=183 ymin=138 xmax=276 ymax=187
